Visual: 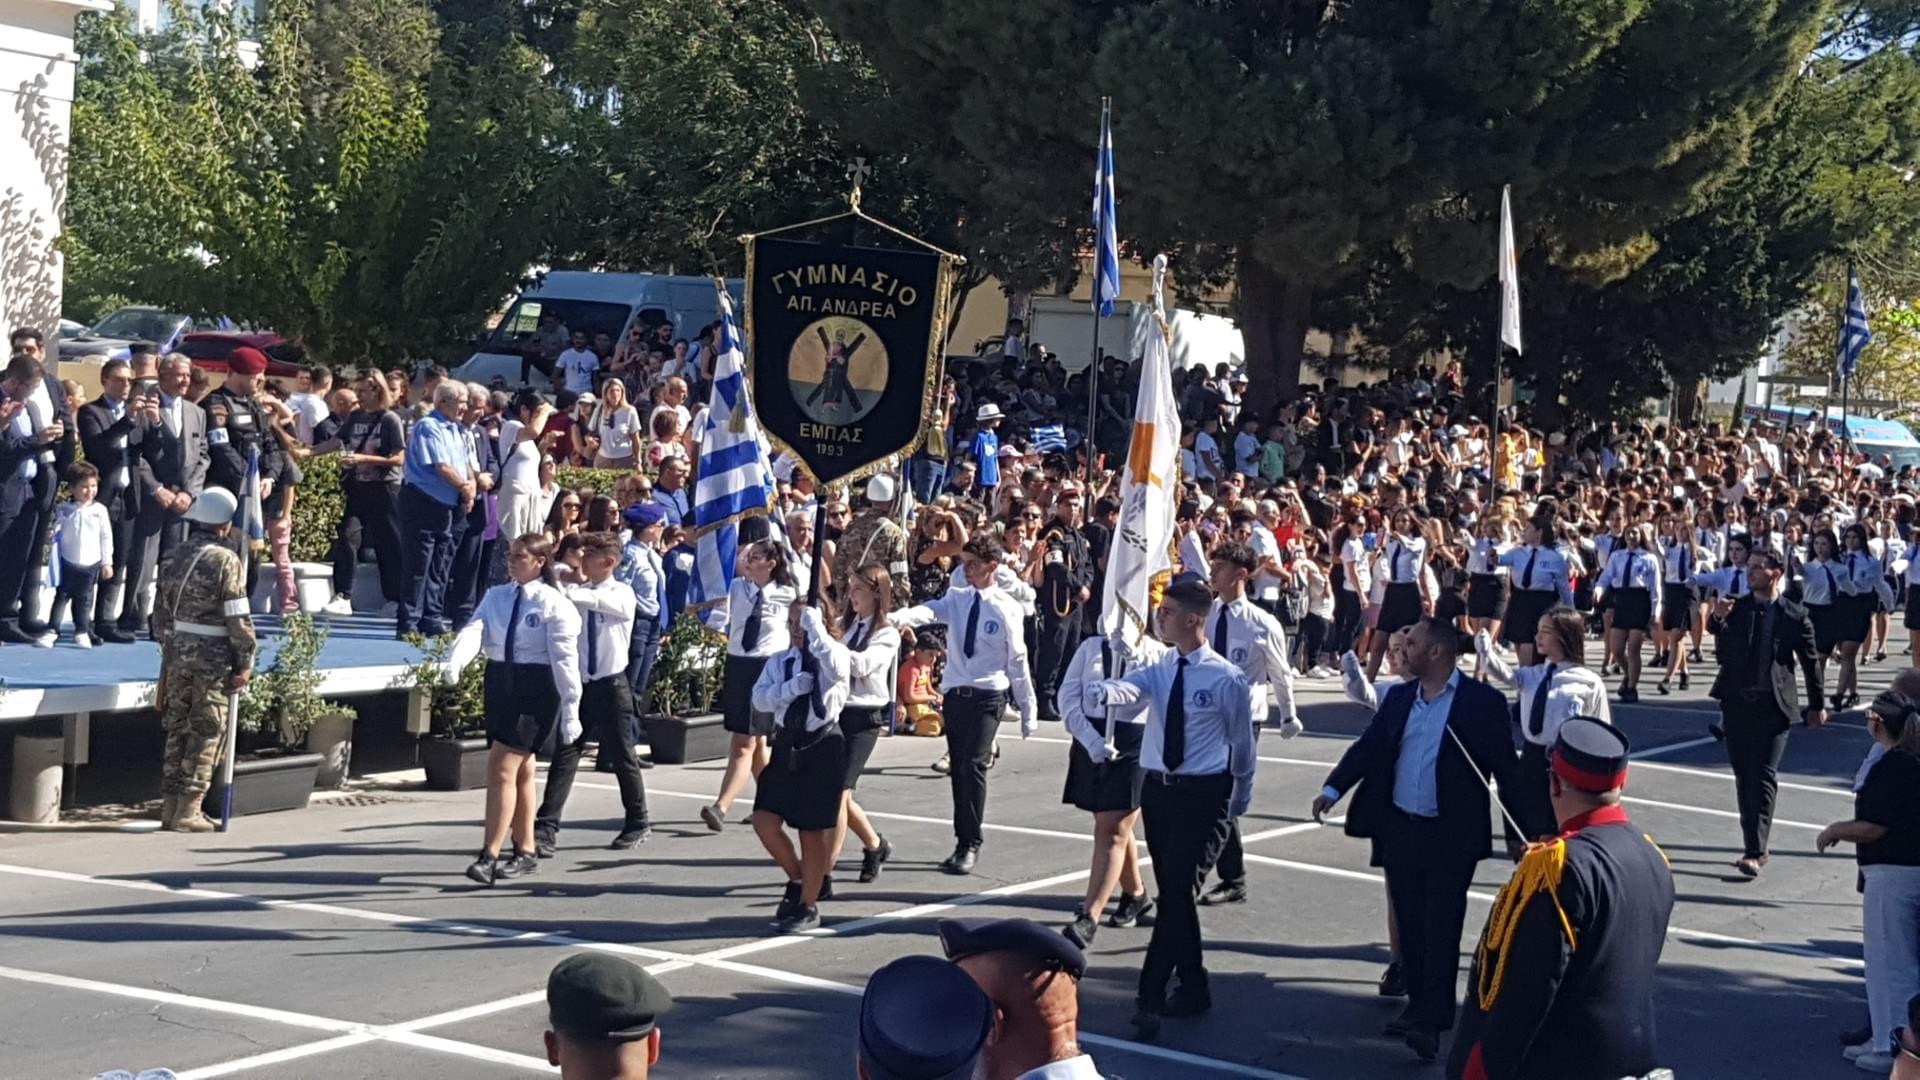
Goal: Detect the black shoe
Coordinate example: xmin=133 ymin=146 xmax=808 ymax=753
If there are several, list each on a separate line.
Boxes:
xmin=1164 ymin=986 xmax=1212 ymax=1017
xmin=1377 ymin=961 xmax=1406 ymax=998
xmin=1833 ymin=693 xmax=1847 ymax=711
xmin=941 ymin=844 xmax=979 ymax=875
xmin=1618 ymin=686 xmax=1638 ymax=704
xmin=818 ymin=875 xmax=836 ymax=902
xmin=1106 ymin=892 xmax=1151 ymax=928
xmin=495 ymin=851 xmax=539 ymax=879
xmin=1405 ymin=1028 xmax=1440 ymax=1062
xmin=534 ymin=835 xmax=557 ymax=858
xmin=1679 ymin=671 xmax=1690 ymax=691
xmin=635 ymin=755 xmax=655 ymax=770
xmin=1065 ymin=911 xmax=1098 ymax=949
xmin=0 ymin=624 xmax=31 ymax=645
xmin=1383 ymin=1014 xmax=1416 ymax=1036
xmin=96 ymin=626 xmax=135 ymax=644
xmin=611 ymin=826 xmax=651 ymax=850
xmin=701 ymin=804 xmax=725 ymax=832
xmin=1689 ymin=648 xmax=1705 ymax=664
xmin=1652 ymin=651 xmax=1669 ymax=668
xmin=1841 ymin=1025 xmax=1874 ymax=1046
xmin=1708 ymin=721 xmax=1725 ymax=741
xmin=1130 ymin=1007 xmax=1163 ymax=1041
xmin=464 ymin=854 xmax=497 ymax=886
xmin=1199 ymin=880 xmax=1247 ymax=906
xmin=779 ymin=903 xmax=820 ymax=934
xmin=1875 ymin=651 xmax=1888 ymax=663
xmin=1655 ymin=679 xmax=1670 ymax=696
xmin=774 ymin=880 xmax=802 ymax=924
xmin=858 ymin=837 xmax=891 ymax=883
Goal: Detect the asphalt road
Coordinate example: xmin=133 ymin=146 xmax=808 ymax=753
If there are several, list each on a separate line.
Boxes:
xmin=0 ymin=646 xmax=1896 ymax=1079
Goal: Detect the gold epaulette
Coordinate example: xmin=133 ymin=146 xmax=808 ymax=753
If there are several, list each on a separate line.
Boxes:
xmin=1645 ymin=832 xmax=1670 ymax=868
xmin=1475 ymin=838 xmax=1577 ymax=1011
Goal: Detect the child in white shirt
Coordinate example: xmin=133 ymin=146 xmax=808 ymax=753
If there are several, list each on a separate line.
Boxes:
xmin=43 ymin=462 xmax=114 ymax=648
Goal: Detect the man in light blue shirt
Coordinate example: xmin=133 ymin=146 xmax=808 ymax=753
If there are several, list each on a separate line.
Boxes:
xmin=1391 ymin=669 xmax=1457 ymax=817
xmin=396 ymin=382 xmax=475 ymax=637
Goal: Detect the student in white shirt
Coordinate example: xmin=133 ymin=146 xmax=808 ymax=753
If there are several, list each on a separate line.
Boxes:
xmin=532 ymin=532 xmax=649 ymax=855
xmin=1869 ymin=520 xmax=1906 ymax=662
xmin=1653 ymin=510 xmax=1702 ymax=695
xmin=554 ymin=332 xmax=601 ymax=395
xmin=1464 ymin=517 xmax=1512 ymax=644
xmin=1499 ymin=507 xmax=1577 ymax=665
xmin=1368 ymin=508 xmax=1432 ymax=680
xmin=286 ymin=365 xmax=330 ymax=445
xmin=702 ymin=539 xmax=799 ymax=832
xmin=829 ymin=564 xmax=903 ymax=885
xmin=1834 ymin=523 xmax=1880 ymax=710
xmin=1475 ymin=607 xmax=1610 ymax=838
xmin=891 ymin=535 xmax=1039 ymax=876
xmin=447 ymin=532 xmax=583 ymax=885
xmin=749 ymin=603 xmax=851 ymax=934
xmin=1592 ymin=523 xmax=1663 ymax=702
xmin=44 ymin=462 xmax=113 ymax=648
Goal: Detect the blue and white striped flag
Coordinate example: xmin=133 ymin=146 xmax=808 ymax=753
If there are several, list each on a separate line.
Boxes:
xmin=1091 ymin=99 xmax=1119 ymax=319
xmin=1031 ymin=424 xmax=1068 ymax=454
xmin=1838 ymin=266 xmax=1872 ymax=379
xmin=687 ymin=284 xmax=775 ymax=633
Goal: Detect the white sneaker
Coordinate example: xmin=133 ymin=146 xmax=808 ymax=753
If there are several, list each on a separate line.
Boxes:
xmin=32 ymin=632 xmax=55 ymax=648
xmin=74 ymin=633 xmax=92 ymax=649
xmin=1308 ymin=665 xmax=1338 ymax=679
xmin=1854 ymin=1049 xmax=1894 ymax=1072
xmin=323 ymin=596 xmax=354 ymax=616
xmin=1845 ymin=1042 xmax=1875 ymax=1062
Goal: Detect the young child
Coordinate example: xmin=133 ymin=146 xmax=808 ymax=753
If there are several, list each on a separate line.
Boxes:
xmin=43 ymin=462 xmax=114 ymax=648
xmin=897 ymin=637 xmax=945 ymax=737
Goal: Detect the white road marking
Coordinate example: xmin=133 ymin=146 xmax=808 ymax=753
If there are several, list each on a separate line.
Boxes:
xmin=0 ymin=962 xmax=363 ymax=1033
xmin=1630 ymin=758 xmax=1853 ymax=797
xmin=175 ymin=1034 xmax=381 ymax=1079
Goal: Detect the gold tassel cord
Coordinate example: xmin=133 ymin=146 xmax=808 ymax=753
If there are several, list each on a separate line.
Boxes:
xmin=1475 ymin=839 xmax=1578 ymax=1012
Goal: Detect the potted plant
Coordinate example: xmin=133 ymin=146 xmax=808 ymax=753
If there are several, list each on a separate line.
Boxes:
xmin=210 ymin=612 xmax=340 ymax=815
xmin=643 ymin=616 xmax=729 ymax=765
xmin=404 ymin=634 xmax=491 ymax=790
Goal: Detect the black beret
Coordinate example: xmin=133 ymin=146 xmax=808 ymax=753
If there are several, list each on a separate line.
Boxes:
xmin=859 ymin=956 xmax=992 ymax=1080
xmin=546 ymin=953 xmax=672 ymax=1042
xmin=936 ymin=917 xmax=1088 ymax=981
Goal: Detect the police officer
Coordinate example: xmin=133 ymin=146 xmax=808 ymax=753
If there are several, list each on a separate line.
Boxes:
xmin=1447 ymin=718 xmax=1676 ymax=1080
xmin=152 ymin=487 xmax=255 ymax=833
xmin=1035 ymin=482 xmax=1094 ymax=722
xmin=542 ymin=953 xmax=673 ymax=1080
xmin=200 ymin=346 xmax=283 ymax=591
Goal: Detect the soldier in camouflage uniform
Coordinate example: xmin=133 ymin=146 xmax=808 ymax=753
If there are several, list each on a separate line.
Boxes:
xmin=833 ymin=474 xmax=910 ymax=608
xmin=152 ymin=487 xmax=256 ymax=832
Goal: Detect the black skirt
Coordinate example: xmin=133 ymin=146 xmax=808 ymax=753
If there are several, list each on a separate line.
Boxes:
xmin=1378 ymin=581 xmax=1424 ymax=633
xmin=483 ymin=661 xmax=560 ymax=755
xmin=1838 ymin=592 xmax=1875 ymax=645
xmin=840 ymin=705 xmax=885 ymax=790
xmin=1503 ymin=589 xmax=1555 ymax=647
xmin=1809 ymin=603 xmax=1845 ymax=654
xmin=1061 ymin=739 xmax=1144 ymax=814
xmin=1610 ymin=587 xmax=1653 ymax=633
xmin=754 ymin=723 xmax=846 ymax=831
xmin=1660 ymin=583 xmax=1695 ymax=632
xmin=720 ymin=654 xmax=774 ymax=736
xmin=1906 ymin=584 xmax=1920 ymax=630
xmin=1467 ymin=573 xmax=1507 ymax=620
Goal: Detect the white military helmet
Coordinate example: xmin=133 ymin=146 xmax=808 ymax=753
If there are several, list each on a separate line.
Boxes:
xmin=184 ymin=487 xmax=239 ymax=526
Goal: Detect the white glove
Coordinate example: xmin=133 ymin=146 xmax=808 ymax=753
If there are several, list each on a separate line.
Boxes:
xmin=1474 ymin=628 xmax=1493 ymax=656
xmin=788 ymin=672 xmax=815 ymax=696
xmin=1107 ymin=631 xmax=1136 ymax=663
xmin=800 ymin=606 xmax=826 ymax=636
xmin=1020 ymin=713 xmax=1038 ymax=738
xmin=1340 ymin=650 xmax=1368 ymax=696
xmin=1085 ymin=740 xmax=1112 ymax=765
xmin=1277 ymin=716 xmax=1304 ymax=739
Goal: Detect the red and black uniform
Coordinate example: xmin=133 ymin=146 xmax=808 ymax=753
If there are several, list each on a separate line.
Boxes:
xmin=1449 ymin=726 xmax=1676 ymax=1080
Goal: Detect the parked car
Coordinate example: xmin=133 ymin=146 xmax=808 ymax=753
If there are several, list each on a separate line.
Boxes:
xmin=57 ymin=306 xmax=198 ymax=361
xmin=177 ymin=332 xmax=307 ymax=381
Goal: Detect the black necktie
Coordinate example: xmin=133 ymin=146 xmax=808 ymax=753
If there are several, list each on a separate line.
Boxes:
xmin=1750 ymin=602 xmax=1773 ymax=693
xmin=503 ymin=585 xmax=524 ymax=660
xmin=1212 ymin=607 xmax=1230 ymax=656
xmin=1824 ymin=565 xmax=1838 ymax=600
xmin=782 ymin=652 xmax=815 ymax=736
xmin=963 ymin=593 xmax=981 ymax=658
xmin=1528 ymin=662 xmax=1556 ymax=738
xmin=1163 ymin=657 xmax=1189 ymax=771
xmin=585 ymin=609 xmax=599 ymax=679
xmin=741 ymin=587 xmax=764 ymax=652
xmin=1731 ymin=568 xmax=1743 ymax=595
xmin=1522 ymin=548 xmax=1537 ymax=589
xmin=850 ymin=618 xmax=870 ymax=652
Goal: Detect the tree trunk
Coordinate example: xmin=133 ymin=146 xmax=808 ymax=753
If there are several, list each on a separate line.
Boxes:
xmin=1672 ymin=377 xmax=1702 ymax=426
xmin=1239 ymin=257 xmax=1313 ymax=418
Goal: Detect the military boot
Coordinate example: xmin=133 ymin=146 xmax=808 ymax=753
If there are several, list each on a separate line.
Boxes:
xmin=168 ymin=795 xmax=218 ymax=833
xmin=156 ymin=795 xmax=178 ymax=826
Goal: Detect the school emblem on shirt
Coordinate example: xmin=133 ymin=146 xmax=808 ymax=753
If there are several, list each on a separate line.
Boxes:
xmin=524 ymin=613 xmax=541 ymax=628
xmin=745 ymin=229 xmax=956 ymax=485
xmin=1231 ymin=647 xmax=1248 ymax=664
xmin=1193 ymin=689 xmax=1214 ymax=708
xmin=983 ymin=619 xmax=1001 ymax=636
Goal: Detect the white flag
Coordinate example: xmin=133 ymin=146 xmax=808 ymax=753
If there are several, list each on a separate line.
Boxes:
xmin=1499 ymin=184 xmax=1522 ymax=355
xmin=1099 ymin=254 xmax=1181 ymax=648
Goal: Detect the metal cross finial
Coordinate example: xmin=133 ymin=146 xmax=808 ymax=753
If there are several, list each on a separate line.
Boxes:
xmin=850 ymin=157 xmax=871 ymax=209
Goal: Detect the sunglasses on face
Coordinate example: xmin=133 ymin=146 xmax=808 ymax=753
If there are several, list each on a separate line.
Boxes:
xmin=562 ymin=501 xmax=581 ymax=510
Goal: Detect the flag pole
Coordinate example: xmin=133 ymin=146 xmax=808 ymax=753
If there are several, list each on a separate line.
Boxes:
xmin=1840 ymin=262 xmax=1853 ymax=454
xmin=1085 ymin=96 xmax=1115 ymax=489
xmin=218 ymin=516 xmax=247 ymax=834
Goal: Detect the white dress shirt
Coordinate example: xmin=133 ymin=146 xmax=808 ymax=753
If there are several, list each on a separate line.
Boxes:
xmin=1179 ymin=529 xmax=1210 ymax=580
xmin=1059 ymin=634 xmax=1164 ymax=762
xmin=1594 ymin=548 xmax=1662 ymax=619
xmin=892 ymin=585 xmax=1039 ymax=729
xmin=750 ymin=610 xmax=850 ymax=734
xmin=833 ymin=615 xmax=902 ymax=709
xmin=568 ymin=576 xmax=636 ymax=682
xmin=1100 ymin=644 xmax=1256 ymax=813
xmin=1692 ymin=565 xmax=1751 ymax=598
xmin=1801 ymin=559 xmax=1846 ymax=606
xmin=1476 ymin=631 xmax=1610 ymax=746
xmin=1500 ymin=544 xmax=1574 ymax=605
xmin=1838 ymin=549 xmax=1883 ymax=597
xmin=945 ymin=561 xmax=1037 ymax=609
xmin=449 ymin=580 xmax=584 ymax=741
xmin=1660 ymin=538 xmax=1696 ymax=584
xmin=726 ymin=578 xmax=795 ymax=657
xmin=55 ymin=501 xmax=113 ymax=569
xmin=1381 ymin=534 xmax=1428 ymax=585
xmin=1467 ymin=538 xmax=1510 ymax=576
xmin=1013 ymin=1056 xmax=1104 ymax=1080
xmin=1206 ymin=596 xmax=1298 ymax=727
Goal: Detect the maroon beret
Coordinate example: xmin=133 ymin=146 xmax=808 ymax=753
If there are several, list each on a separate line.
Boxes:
xmin=228 ymin=346 xmax=269 ymax=376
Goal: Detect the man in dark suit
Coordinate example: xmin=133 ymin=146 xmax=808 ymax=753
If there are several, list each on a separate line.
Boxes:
xmin=0 ymin=343 xmax=75 ymax=642
xmin=130 ymin=353 xmax=209 ymax=637
xmin=78 ymin=358 xmax=145 ymax=643
xmin=1707 ymin=546 xmax=1825 ymax=877
xmin=1313 ymin=618 xmax=1523 ymax=1063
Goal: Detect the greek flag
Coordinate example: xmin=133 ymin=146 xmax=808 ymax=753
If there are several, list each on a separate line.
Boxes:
xmin=1031 ymin=424 xmax=1068 ymax=453
xmin=687 ymin=283 xmax=775 ymax=633
xmin=1091 ymin=99 xmax=1119 ymax=318
xmin=1838 ymin=266 xmax=1872 ymax=379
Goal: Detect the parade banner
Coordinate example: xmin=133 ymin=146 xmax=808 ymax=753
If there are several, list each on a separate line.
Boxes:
xmin=745 ymin=236 xmax=953 ymax=485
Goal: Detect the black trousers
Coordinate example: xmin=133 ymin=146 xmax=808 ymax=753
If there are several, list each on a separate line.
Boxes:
xmin=51 ymin=562 xmax=101 ymax=637
xmin=1139 ymin=770 xmax=1233 ymax=1009
xmin=446 ymin=507 xmax=488 ymax=629
xmin=1296 ymin=612 xmax=1329 ymax=668
xmin=1035 ymin=609 xmax=1081 ymax=719
xmin=331 ymin=478 xmax=404 ymax=601
xmin=1514 ymin=741 xmax=1558 ymax=841
xmin=94 ymin=493 xmax=134 ymax=628
xmin=536 ymin=674 xmax=650 ymax=839
xmin=1332 ymin=588 xmax=1364 ymax=655
xmin=1382 ymin=812 xmax=1479 ymax=1033
xmin=944 ymin=687 xmax=1005 ymax=846
xmin=1212 ymin=817 xmax=1247 ymax=884
xmin=0 ymin=474 xmax=52 ymax=628
xmin=396 ymin=485 xmax=458 ymax=635
xmin=124 ymin=511 xmax=186 ymax=634
xmin=1721 ymin=698 xmax=1791 ymax=858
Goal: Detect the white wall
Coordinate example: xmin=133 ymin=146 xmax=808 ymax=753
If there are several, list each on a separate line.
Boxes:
xmin=1 ymin=0 xmax=109 ymax=340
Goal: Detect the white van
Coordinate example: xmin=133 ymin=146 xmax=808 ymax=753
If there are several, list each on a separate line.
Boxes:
xmin=453 ymin=271 xmax=745 ymax=387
